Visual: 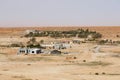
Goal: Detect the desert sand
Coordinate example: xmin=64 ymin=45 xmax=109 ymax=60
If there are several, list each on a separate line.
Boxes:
xmin=0 ymin=27 xmax=120 ymax=80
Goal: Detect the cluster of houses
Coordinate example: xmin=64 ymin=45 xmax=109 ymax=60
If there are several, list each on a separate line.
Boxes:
xmin=41 ymin=42 xmax=72 ymax=49
xmin=17 ymin=29 xmax=94 ymax=55
xmin=17 ymin=39 xmax=72 ymax=55
xmin=17 ymin=48 xmax=42 ymax=55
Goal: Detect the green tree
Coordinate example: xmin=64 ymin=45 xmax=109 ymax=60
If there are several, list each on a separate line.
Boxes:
xmin=30 ymin=37 xmax=36 ymax=43
xmin=40 ymin=40 xmax=44 ymax=44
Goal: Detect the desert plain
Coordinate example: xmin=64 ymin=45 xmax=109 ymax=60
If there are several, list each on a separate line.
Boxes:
xmin=0 ymin=26 xmax=120 ymax=80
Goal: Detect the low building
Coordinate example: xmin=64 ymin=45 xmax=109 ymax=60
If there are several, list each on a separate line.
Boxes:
xmin=41 ymin=44 xmax=54 ymax=49
xmin=25 ymin=30 xmax=42 ymax=34
xmin=50 ymin=50 xmax=61 ymax=54
xmin=73 ymin=38 xmax=85 ymax=44
xmin=53 ymin=43 xmax=63 ymax=49
xmin=41 ymin=43 xmax=71 ymax=50
xmin=86 ymin=34 xmax=94 ymax=41
xmin=54 ymin=43 xmax=71 ymax=49
xmin=17 ymin=48 xmax=41 ymax=55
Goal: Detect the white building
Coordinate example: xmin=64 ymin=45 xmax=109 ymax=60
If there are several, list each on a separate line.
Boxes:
xmin=25 ymin=30 xmax=42 ymax=34
xmin=41 ymin=43 xmax=71 ymax=50
xmin=17 ymin=48 xmax=41 ymax=55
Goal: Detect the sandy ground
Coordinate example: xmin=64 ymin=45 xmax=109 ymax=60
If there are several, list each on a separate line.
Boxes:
xmin=0 ymin=27 xmax=120 ymax=80
xmin=0 ymin=43 xmax=120 ymax=80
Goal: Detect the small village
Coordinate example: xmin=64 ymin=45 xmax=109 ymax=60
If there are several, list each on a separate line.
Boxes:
xmin=14 ymin=28 xmax=120 ymax=56
xmin=0 ymin=27 xmax=120 ymax=80
xmin=0 ymin=0 xmax=120 ymax=80
xmin=17 ymin=29 xmax=101 ymax=55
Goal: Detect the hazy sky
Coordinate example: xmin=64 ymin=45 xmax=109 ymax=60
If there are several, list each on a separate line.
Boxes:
xmin=0 ymin=0 xmax=120 ymax=27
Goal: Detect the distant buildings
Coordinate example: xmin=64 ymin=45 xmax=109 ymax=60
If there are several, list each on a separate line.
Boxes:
xmin=25 ymin=30 xmax=42 ymax=34
xmin=41 ymin=42 xmax=71 ymax=50
xmin=72 ymin=38 xmax=85 ymax=44
xmin=86 ymin=34 xmax=94 ymax=41
xmin=17 ymin=48 xmax=41 ymax=55
xmin=17 ymin=41 xmax=71 ymax=55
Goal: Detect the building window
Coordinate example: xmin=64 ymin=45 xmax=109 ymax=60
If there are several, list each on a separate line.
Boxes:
xmin=36 ymin=50 xmax=41 ymax=54
xmin=32 ymin=51 xmax=34 ymax=53
xmin=20 ymin=50 xmax=25 ymax=53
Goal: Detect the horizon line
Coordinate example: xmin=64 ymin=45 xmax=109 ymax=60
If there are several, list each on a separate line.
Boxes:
xmin=0 ymin=25 xmax=120 ymax=28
